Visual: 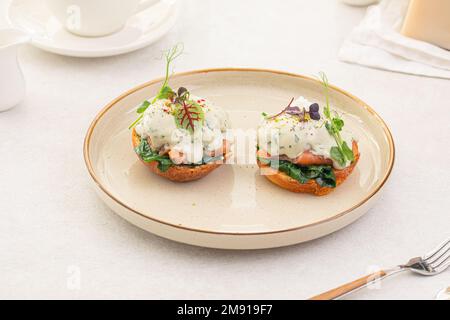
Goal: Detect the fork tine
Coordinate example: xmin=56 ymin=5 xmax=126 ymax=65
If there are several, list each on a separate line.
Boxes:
xmin=432 ymin=251 xmax=449 ymax=268
xmin=435 ymin=259 xmax=450 ymax=273
xmin=428 ymin=246 xmax=450 ymax=266
xmin=423 ymin=238 xmax=450 ymax=262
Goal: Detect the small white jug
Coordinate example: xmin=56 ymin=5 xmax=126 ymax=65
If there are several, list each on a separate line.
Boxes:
xmin=0 ymin=28 xmax=29 ymax=112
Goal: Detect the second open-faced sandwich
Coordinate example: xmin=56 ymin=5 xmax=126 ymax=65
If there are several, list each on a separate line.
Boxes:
xmin=130 ymin=46 xmax=231 ymax=182
xmin=256 ymin=74 xmax=359 ymax=196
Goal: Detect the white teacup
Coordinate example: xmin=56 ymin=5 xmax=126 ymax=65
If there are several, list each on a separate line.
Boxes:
xmin=46 ymin=0 xmax=162 ymax=37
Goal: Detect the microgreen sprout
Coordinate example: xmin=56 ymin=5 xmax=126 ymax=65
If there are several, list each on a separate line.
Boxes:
xmin=129 ymin=44 xmax=184 ymax=129
xmin=318 ymin=72 xmax=354 ymax=166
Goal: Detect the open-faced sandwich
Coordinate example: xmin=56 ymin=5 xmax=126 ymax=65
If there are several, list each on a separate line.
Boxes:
xmin=130 ymin=46 xmax=231 ymax=182
xmin=256 ymin=73 xmax=359 ymax=196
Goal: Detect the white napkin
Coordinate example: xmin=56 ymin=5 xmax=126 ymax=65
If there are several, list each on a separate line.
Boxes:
xmin=339 ymin=0 xmax=450 ymax=79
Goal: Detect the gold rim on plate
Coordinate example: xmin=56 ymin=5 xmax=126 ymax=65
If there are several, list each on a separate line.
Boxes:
xmin=83 ymin=68 xmax=395 ymax=236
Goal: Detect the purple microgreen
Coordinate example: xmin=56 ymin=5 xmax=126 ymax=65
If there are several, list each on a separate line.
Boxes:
xmin=309 ymin=103 xmax=319 ymax=113
xmin=285 ymin=105 xmax=302 ymax=115
xmin=269 ymin=97 xmax=304 ymax=120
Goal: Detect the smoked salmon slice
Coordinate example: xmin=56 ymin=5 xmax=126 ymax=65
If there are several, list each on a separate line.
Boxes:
xmin=257 ymin=149 xmax=332 ymax=166
xmin=293 ymin=151 xmax=332 ymax=166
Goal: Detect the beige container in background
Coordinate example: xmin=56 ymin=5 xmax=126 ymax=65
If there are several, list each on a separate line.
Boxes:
xmin=401 ymin=0 xmax=450 ymax=50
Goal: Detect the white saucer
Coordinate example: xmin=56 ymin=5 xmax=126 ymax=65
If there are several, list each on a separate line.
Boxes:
xmin=7 ymin=0 xmax=179 ymax=58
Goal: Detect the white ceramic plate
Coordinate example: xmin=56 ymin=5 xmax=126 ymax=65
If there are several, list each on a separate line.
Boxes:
xmin=84 ymin=69 xmax=395 ymax=249
xmin=8 ymin=0 xmax=179 ymax=58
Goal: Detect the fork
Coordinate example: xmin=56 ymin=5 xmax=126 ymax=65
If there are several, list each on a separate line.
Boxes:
xmin=310 ymin=237 xmax=450 ymax=300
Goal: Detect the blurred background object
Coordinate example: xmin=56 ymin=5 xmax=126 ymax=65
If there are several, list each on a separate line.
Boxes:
xmin=401 ymin=0 xmax=450 ymax=50
xmin=435 ymin=287 xmax=450 ymax=300
xmin=6 ymin=0 xmax=179 ymax=57
xmin=339 ymin=0 xmax=450 ymax=79
xmin=0 ymin=28 xmax=28 ymax=112
xmin=341 ymin=0 xmax=378 ymax=6
xmin=45 ymin=0 xmax=162 ymax=37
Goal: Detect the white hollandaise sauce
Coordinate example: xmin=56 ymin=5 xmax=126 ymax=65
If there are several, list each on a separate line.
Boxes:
xmin=135 ymin=96 xmax=230 ymax=165
xmin=257 ymin=96 xmax=354 ymax=169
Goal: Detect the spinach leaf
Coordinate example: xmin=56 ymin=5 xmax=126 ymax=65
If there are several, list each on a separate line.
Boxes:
xmin=156 ymin=158 xmax=173 ymax=172
xmin=134 ymin=138 xmax=173 ymax=172
xmin=278 ymin=162 xmax=309 ymax=184
xmin=262 ymin=158 xmax=336 ymax=188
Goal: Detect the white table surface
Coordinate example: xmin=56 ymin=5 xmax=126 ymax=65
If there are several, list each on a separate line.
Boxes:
xmin=0 ymin=0 xmax=449 ymax=300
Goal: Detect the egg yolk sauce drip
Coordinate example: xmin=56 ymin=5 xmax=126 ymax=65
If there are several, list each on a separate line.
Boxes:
xmin=257 ymin=95 xmax=358 ymax=193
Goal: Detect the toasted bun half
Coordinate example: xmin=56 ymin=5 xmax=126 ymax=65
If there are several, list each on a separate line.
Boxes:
xmin=257 ymin=141 xmax=360 ymax=196
xmin=132 ymin=128 xmax=227 ymax=182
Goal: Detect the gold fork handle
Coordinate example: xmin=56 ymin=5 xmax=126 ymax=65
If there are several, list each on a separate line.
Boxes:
xmin=309 ymin=270 xmax=387 ymax=300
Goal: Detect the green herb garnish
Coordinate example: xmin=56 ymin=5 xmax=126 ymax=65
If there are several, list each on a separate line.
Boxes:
xmin=134 ymin=137 xmax=173 ymax=172
xmin=319 ymin=72 xmax=354 ymax=167
xmin=136 ymin=100 xmax=151 ymax=114
xmin=129 ymin=44 xmax=183 ymax=129
xmin=173 ymin=101 xmax=205 ymax=134
xmin=259 ymin=156 xmax=336 ymax=188
xmin=171 ymin=87 xmax=205 ymax=134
